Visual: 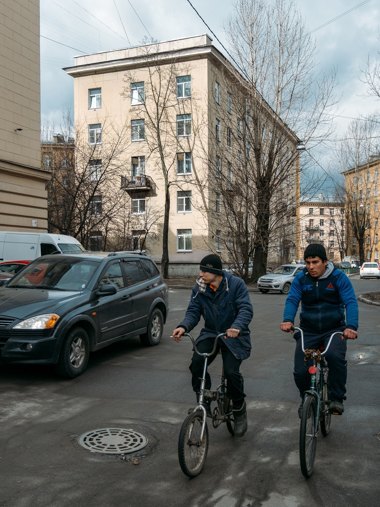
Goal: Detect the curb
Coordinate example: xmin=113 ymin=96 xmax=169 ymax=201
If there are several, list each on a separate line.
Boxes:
xmin=358 ymin=294 xmax=380 ymax=306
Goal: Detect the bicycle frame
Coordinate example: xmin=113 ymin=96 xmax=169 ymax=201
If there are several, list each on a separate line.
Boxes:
xmin=184 ymin=332 xmax=225 ymax=440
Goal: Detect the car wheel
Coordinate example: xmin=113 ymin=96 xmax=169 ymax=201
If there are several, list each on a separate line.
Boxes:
xmin=281 ymin=282 xmax=291 ymax=294
xmin=259 ymin=289 xmax=269 ymax=294
xmin=56 ymin=327 xmax=90 ymax=378
xmin=140 ymin=308 xmax=163 ymax=346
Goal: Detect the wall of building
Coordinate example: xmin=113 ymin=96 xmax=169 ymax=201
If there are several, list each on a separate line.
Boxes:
xmin=0 ymin=0 xmax=49 ymax=232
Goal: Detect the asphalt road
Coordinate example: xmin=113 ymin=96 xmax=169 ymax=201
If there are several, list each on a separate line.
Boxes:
xmin=0 ymin=276 xmax=379 ymax=507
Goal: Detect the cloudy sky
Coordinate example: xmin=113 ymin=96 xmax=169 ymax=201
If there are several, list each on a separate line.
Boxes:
xmin=40 ymin=0 xmax=380 ymax=190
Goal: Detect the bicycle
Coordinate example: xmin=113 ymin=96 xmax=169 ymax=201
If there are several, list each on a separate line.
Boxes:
xmin=177 ymin=332 xmax=235 ymax=478
xmin=294 ymin=326 xmax=344 ymax=478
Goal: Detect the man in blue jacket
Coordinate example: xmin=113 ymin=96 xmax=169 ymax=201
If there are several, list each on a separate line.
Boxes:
xmin=172 ymin=254 xmax=253 ymax=437
xmin=280 ymin=244 xmax=358 ymax=416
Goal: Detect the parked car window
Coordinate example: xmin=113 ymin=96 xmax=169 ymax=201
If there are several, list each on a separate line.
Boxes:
xmin=140 ymin=258 xmax=159 ymax=277
xmin=99 ymin=262 xmax=125 ymax=289
xmin=41 ymin=243 xmax=60 ymax=255
xmin=124 ymin=260 xmax=150 ymax=285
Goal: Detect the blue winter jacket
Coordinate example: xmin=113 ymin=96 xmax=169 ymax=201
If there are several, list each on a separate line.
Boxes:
xmin=178 ymin=271 xmax=253 ymax=360
xmin=283 ymin=261 xmax=358 ymax=333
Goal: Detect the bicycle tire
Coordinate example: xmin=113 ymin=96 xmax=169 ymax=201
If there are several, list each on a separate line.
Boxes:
xmin=178 ymin=410 xmax=209 ymax=477
xmin=320 ymin=382 xmax=331 ymax=436
xmin=299 ymin=395 xmax=318 ymax=478
xmin=224 ymin=397 xmax=235 ymax=436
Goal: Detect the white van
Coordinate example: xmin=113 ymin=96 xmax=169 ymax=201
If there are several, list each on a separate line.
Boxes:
xmin=0 ymin=232 xmax=85 ymax=261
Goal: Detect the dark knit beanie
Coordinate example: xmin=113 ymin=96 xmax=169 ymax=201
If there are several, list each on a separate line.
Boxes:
xmin=304 ymin=243 xmax=327 ymax=261
xmin=199 ymin=254 xmax=223 ymax=275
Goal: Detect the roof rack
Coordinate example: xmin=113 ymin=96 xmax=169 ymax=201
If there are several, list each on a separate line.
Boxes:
xmin=107 ymin=250 xmax=147 ymax=257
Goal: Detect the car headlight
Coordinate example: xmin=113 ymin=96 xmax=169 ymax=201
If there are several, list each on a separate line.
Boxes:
xmin=13 ymin=314 xmax=60 ymax=330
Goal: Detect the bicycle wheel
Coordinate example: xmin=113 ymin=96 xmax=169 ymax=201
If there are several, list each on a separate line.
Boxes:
xmin=178 ymin=410 xmax=209 ymax=477
xmin=299 ymin=395 xmax=318 ymax=478
xmin=224 ymin=396 xmax=235 ymax=436
xmin=320 ymin=382 xmax=332 ymax=436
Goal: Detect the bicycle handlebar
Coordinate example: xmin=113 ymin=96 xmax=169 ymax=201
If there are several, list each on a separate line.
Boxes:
xmin=182 ymin=332 xmax=226 ymax=357
xmin=293 ymin=326 xmax=344 ymax=355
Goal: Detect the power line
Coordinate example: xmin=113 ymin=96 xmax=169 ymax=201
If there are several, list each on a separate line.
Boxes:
xmin=71 ymin=0 xmax=127 ymax=42
xmin=127 ymin=0 xmax=153 ymax=40
xmin=41 ymin=34 xmax=87 ymax=54
xmin=310 ymin=0 xmax=372 ymax=33
xmin=113 ymin=0 xmax=131 ymax=46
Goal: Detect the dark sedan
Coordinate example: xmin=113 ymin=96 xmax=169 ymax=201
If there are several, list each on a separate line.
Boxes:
xmin=0 ymin=252 xmax=168 ymax=377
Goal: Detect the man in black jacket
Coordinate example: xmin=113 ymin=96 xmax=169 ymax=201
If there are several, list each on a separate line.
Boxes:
xmin=172 ymin=254 xmax=253 ymax=437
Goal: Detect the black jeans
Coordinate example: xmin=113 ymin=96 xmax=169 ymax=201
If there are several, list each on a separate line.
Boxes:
xmin=294 ymin=329 xmax=347 ymax=402
xmin=189 ymin=336 xmax=245 ymax=408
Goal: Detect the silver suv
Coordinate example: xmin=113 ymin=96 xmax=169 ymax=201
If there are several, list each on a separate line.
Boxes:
xmin=257 ymin=264 xmax=305 ymax=294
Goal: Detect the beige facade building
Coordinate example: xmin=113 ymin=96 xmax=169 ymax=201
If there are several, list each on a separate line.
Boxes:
xmin=0 ymin=0 xmax=49 ymax=233
xmin=299 ymin=198 xmax=345 ymax=262
xmin=65 ymin=35 xmax=299 ymax=274
xmin=343 ymin=156 xmax=380 ymax=262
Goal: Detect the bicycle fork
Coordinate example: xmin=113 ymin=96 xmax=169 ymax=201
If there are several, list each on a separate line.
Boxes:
xmin=195 ymin=356 xmax=209 ymax=441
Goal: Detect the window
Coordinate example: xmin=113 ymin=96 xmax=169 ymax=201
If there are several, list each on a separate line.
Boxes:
xmin=177 ymin=152 xmax=192 ymax=174
xmin=309 ymin=208 xmax=314 ymax=215
xmin=88 ymin=123 xmax=102 ymax=144
xmin=176 ymin=75 xmax=191 ymax=98
xmin=309 ymin=219 xmax=314 ymax=227
xmin=227 ymin=92 xmax=232 ymax=114
xmin=88 ymin=88 xmax=101 ymax=109
xmin=320 ymin=230 xmax=324 ymax=237
xmin=131 ymin=156 xmax=145 ymax=178
xmin=132 ymin=230 xmax=145 ymax=251
xmin=177 ymin=114 xmax=191 ymax=136
xmin=329 ymin=230 xmax=334 ymax=237
xmin=237 ymin=118 xmax=243 ymax=137
xmin=89 ymin=159 xmax=102 ymax=181
xmin=43 ymin=154 xmax=51 ymax=169
xmin=177 ymin=229 xmax=192 ymax=251
xmin=177 ymin=191 xmax=191 ymax=212
xmin=90 ymin=195 xmax=102 ymax=215
xmin=131 ymin=119 xmax=145 ymax=141
xmin=320 ymin=219 xmax=324 ymax=226
xmin=131 ymin=82 xmax=144 ymax=105
xmin=89 ymin=232 xmax=103 ymax=251
xmin=215 ymin=192 xmax=221 ymax=213
xmin=227 ymin=161 xmax=233 ymax=188
xmin=132 ymin=198 xmax=146 ymax=214
xmin=100 ymin=262 xmax=125 ymax=290
xmin=214 ymin=81 xmax=221 ymax=104
xmin=216 ymin=156 xmax=222 ymax=178
xmin=215 ymin=230 xmax=222 ymax=252
xmin=227 ymin=127 xmax=232 ymax=147
xmin=124 ymin=260 xmax=149 ymax=285
xmin=329 ymin=208 xmax=334 ymax=215
xmin=215 ymin=118 xmax=221 ymax=142
xmin=320 ymin=208 xmax=324 ymax=215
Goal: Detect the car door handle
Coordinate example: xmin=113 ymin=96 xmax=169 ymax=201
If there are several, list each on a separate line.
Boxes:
xmin=121 ymin=294 xmax=131 ymax=300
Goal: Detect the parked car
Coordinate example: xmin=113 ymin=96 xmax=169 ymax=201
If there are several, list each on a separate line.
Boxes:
xmin=335 ymin=261 xmax=351 ymax=270
xmin=0 ymin=252 xmax=168 ymax=378
xmin=359 ymin=262 xmax=380 ymax=279
xmin=257 ymin=263 xmax=305 ymax=294
xmin=0 ymin=260 xmax=30 ymax=286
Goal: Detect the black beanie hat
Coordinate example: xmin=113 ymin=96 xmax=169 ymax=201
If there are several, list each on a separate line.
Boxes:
xmin=199 ymin=254 xmax=223 ymax=275
xmin=304 ymin=243 xmax=327 ymax=261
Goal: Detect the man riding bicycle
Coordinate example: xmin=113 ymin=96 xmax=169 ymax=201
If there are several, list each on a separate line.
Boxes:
xmin=172 ymin=254 xmax=253 ymax=437
xmin=280 ymin=244 xmax=358 ymax=416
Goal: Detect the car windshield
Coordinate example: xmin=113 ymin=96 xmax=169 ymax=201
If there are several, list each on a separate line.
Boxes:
xmin=0 ymin=264 xmax=24 ymax=274
xmin=59 ymin=243 xmax=86 ymax=253
xmin=272 ymin=265 xmax=296 ymax=275
xmin=7 ymin=258 xmax=99 ymax=290
xmin=363 ymin=263 xmax=378 ymax=268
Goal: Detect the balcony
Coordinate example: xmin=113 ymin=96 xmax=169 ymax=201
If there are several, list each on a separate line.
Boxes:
xmin=305 ymin=225 xmax=321 ymax=233
xmin=121 ymin=175 xmax=153 ymax=194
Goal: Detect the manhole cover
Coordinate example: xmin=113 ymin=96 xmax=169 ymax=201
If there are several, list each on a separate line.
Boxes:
xmin=78 ymin=428 xmax=148 ymax=455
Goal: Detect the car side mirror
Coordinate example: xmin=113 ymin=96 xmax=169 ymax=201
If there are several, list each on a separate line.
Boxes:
xmin=96 ymin=283 xmax=118 ymax=296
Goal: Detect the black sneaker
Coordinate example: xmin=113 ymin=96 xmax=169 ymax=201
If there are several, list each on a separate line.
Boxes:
xmin=329 ymin=400 xmax=344 ymax=415
xmin=233 ymin=401 xmax=247 ymax=437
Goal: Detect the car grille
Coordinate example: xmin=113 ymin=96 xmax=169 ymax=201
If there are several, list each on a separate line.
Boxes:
xmin=0 ymin=316 xmax=16 ymax=328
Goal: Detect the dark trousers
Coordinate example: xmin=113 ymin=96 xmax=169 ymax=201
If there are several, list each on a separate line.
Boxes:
xmin=189 ymin=337 xmax=245 ymax=408
xmin=294 ymin=329 xmax=347 ymax=402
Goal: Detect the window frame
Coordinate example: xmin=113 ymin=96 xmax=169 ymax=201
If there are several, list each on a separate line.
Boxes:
xmin=177 ymin=152 xmax=192 ymax=175
xmin=88 ymin=88 xmax=102 ymax=109
xmin=177 ymin=190 xmax=192 ymax=213
xmin=131 ymin=82 xmax=145 ymax=105
xmin=88 ymin=123 xmax=102 ymax=145
xmin=131 ymin=119 xmax=145 ymax=142
xmin=177 ymin=229 xmax=192 ymax=252
xmin=176 ymin=75 xmax=191 ymax=99
xmin=176 ymin=114 xmax=192 ymax=137
xmin=131 ymin=197 xmax=146 ymax=215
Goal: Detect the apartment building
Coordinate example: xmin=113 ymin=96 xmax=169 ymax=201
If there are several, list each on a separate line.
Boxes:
xmin=65 ymin=35 xmax=299 ymax=274
xmin=343 ymin=156 xmax=380 ymax=262
xmin=0 ymin=0 xmax=49 ymax=232
xmin=299 ymin=197 xmax=345 ymax=262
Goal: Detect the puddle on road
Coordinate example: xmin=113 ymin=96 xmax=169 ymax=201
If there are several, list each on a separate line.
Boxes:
xmin=347 ymin=346 xmax=380 ymax=365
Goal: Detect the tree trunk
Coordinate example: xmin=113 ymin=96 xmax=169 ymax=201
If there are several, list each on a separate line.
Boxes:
xmin=161 ymin=185 xmax=170 ymax=278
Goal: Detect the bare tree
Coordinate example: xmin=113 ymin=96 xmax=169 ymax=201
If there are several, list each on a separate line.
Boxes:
xmin=338 ymin=117 xmax=380 ymax=264
xmin=122 ymin=47 xmax=206 ymax=277
xmin=45 ymin=121 xmax=133 ymax=249
xmin=225 ymin=0 xmax=336 ymax=279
